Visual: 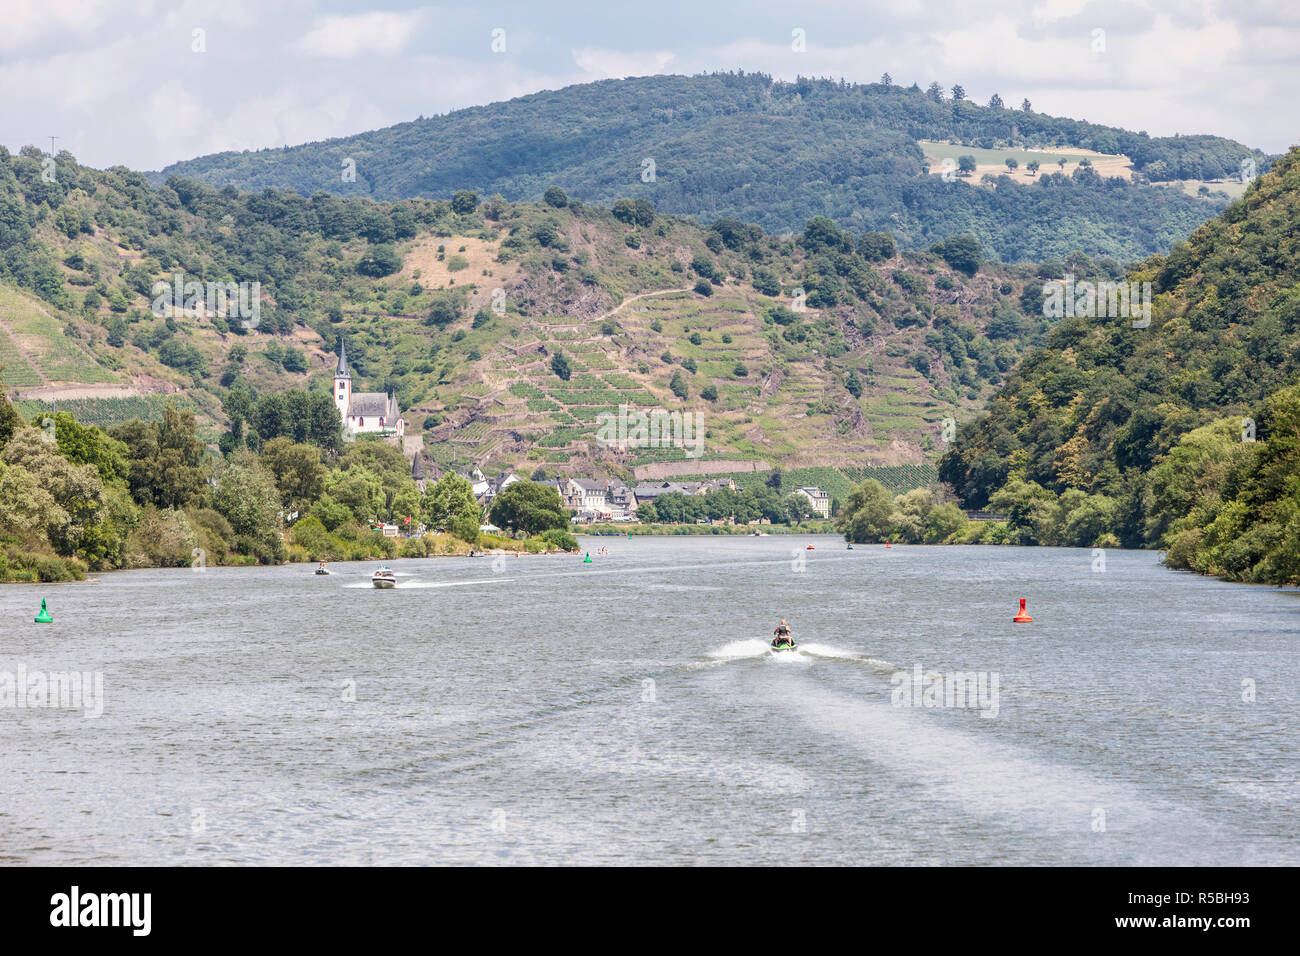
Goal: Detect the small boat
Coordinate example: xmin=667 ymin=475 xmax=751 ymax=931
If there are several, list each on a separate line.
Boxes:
xmin=806 ymin=544 xmax=815 ymax=550
xmin=770 ymin=638 xmax=799 ymax=652
xmin=371 ymin=566 xmax=397 ymax=589
xmin=315 ymin=564 xmax=331 ymax=575
xmin=846 ymin=543 xmax=853 ymax=550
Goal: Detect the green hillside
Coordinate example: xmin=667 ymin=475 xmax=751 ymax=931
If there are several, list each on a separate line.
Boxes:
xmin=149 ymin=74 xmax=1266 ymax=263
xmin=1 ymin=145 xmax=1089 ymax=480
xmin=939 ymin=147 xmax=1300 ymax=583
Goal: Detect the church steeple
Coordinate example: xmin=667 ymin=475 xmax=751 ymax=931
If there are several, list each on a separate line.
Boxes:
xmin=334 ymin=337 xmax=352 ymax=426
xmin=335 ymin=337 xmax=351 ymax=378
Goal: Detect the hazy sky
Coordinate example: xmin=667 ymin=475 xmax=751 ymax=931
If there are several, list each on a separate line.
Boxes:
xmin=2 ymin=0 xmax=1296 ymax=172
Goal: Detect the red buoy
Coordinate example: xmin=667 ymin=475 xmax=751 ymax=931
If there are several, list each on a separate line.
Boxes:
xmin=885 ymin=540 xmax=892 ymax=549
xmin=806 ymin=544 xmax=815 ymax=550
xmin=1013 ymin=598 xmax=1033 ymax=623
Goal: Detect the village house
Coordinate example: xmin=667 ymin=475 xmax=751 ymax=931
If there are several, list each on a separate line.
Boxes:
xmin=796 ymin=485 xmax=831 ymax=519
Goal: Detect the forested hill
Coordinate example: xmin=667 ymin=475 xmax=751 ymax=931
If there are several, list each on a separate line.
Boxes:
xmin=939 ymin=147 xmax=1300 ymax=584
xmin=151 ymin=73 xmax=1268 ymax=264
xmin=1 ymin=142 xmax=1075 ymax=482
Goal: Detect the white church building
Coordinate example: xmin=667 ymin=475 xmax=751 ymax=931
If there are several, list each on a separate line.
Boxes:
xmin=334 ymin=339 xmax=405 ymax=438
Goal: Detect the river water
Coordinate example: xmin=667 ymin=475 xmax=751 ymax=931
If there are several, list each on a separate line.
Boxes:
xmin=1 ymin=537 xmax=1296 ymax=865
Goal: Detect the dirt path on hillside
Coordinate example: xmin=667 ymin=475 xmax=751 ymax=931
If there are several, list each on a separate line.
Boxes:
xmin=598 ymin=286 xmax=693 ymax=321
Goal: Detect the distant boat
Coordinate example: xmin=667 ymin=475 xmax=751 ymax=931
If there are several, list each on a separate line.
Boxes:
xmin=315 ymin=564 xmax=331 ymax=575
xmin=371 ymin=567 xmax=396 ymax=589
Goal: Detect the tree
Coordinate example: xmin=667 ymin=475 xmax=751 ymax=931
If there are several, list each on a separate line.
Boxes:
xmin=784 ymin=493 xmax=813 ymax=525
xmin=451 ymin=190 xmax=479 ymax=215
xmin=846 ymin=369 xmax=863 ymax=398
xmin=950 ymin=84 xmax=966 ymax=101
xmin=612 ymin=198 xmax=637 ymax=224
xmin=426 ymin=289 xmax=467 ymax=328
xmin=422 ymin=472 xmax=480 ymax=543
xmin=1021 ymin=99 xmax=1032 ymax=111
xmin=838 ymin=479 xmax=895 ymax=542
xmin=356 ymin=243 xmax=402 ymax=277
xmin=489 ymin=481 xmax=569 ymax=536
xmin=669 ymin=369 xmax=689 ymax=399
xmin=988 ymin=93 xmax=1004 ymax=109
xmin=958 ymin=155 xmax=977 ymax=176
xmin=1057 ymin=157 xmax=1067 ymax=170
xmin=767 ymin=468 xmax=783 ymax=492
xmin=693 ymin=278 xmax=713 ymax=296
xmin=551 ymin=351 xmax=572 ymax=381
xmin=259 ymin=437 xmax=326 ymax=513
xmin=324 ymin=464 xmax=385 ymax=523
xmin=857 ymin=231 xmax=896 ymax=261
xmin=931 ymin=234 xmax=984 ymax=277
xmin=880 ymin=72 xmax=892 ymax=86
xmin=1027 ymin=160 xmax=1040 ymax=176
xmin=926 ymin=82 xmax=945 ymax=102
xmin=2 ymin=425 xmax=106 ymax=555
xmin=110 ymin=403 xmax=208 ymax=510
xmin=543 ymin=186 xmax=568 ymax=208
xmin=212 ymin=450 xmax=285 ymax=563
xmin=1005 ymin=158 xmax=1019 ymax=172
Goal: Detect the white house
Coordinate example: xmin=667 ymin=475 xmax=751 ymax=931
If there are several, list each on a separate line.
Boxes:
xmin=796 ymin=485 xmax=831 ymax=519
xmin=334 ymin=339 xmax=405 ymax=438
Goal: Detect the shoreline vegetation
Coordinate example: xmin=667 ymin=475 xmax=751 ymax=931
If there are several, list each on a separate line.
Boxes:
xmin=0 ymin=385 xmax=591 ymax=583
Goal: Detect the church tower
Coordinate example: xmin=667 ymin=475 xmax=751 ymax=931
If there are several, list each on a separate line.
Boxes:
xmin=334 ymin=338 xmax=352 ymax=425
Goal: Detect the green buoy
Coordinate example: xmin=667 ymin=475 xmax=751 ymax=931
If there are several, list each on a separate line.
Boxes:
xmin=584 ymin=552 xmax=592 ymax=563
xmin=34 ymin=598 xmax=53 ymax=624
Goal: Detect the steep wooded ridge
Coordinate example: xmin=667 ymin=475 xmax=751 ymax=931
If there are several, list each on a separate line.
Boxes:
xmin=150 ymin=73 xmax=1266 ymax=263
xmin=940 ymin=147 xmax=1300 ymax=584
xmin=1 ymin=145 xmax=1079 ymax=483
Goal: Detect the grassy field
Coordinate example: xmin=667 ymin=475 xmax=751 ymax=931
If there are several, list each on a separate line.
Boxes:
xmin=920 ymin=140 xmax=1133 ymax=184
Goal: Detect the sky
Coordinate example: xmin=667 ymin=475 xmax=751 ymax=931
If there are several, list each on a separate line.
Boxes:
xmin=1 ymin=0 xmax=1296 ymax=172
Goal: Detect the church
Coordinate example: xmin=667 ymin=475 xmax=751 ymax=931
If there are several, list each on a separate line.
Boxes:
xmin=333 ymin=339 xmax=405 ymax=438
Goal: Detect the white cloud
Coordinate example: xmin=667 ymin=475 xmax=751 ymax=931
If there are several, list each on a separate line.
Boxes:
xmin=0 ymin=0 xmax=112 ymax=55
xmin=294 ymin=11 xmax=424 ymax=58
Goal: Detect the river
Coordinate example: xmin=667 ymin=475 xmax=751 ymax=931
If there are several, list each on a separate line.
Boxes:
xmin=1 ymin=537 xmax=1296 ymax=865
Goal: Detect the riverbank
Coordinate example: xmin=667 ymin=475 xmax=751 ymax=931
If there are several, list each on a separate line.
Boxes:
xmin=0 ymin=529 xmax=580 ymax=584
xmin=581 ymin=521 xmax=837 ymax=536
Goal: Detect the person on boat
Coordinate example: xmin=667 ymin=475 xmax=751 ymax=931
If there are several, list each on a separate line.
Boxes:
xmin=772 ymin=619 xmax=793 ymax=647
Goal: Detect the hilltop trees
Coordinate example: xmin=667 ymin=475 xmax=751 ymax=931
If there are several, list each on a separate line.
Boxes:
xmin=931 ymin=234 xmax=984 ymax=276
xmin=451 ymin=190 xmax=479 ymax=215
xmin=938 ymin=148 xmax=1300 ymax=582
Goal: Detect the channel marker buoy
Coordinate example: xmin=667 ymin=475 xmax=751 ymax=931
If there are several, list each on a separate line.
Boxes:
xmin=1013 ymin=598 xmax=1033 ymax=623
xmin=584 ymin=552 xmax=592 ymax=563
xmin=34 ymin=598 xmax=53 ymax=624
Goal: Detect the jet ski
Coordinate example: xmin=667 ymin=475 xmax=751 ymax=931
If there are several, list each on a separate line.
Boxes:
xmin=770 ymin=636 xmax=798 ymax=652
xmin=315 ymin=564 xmax=331 ymax=575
